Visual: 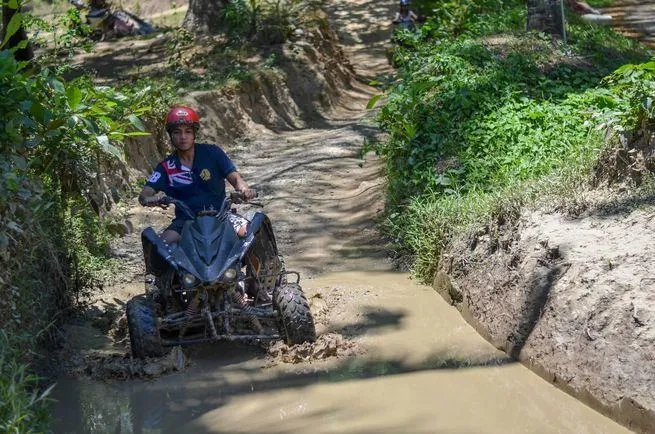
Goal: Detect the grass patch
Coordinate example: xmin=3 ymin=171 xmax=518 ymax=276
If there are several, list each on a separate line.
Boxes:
xmin=376 ymin=0 xmax=653 ymax=283
xmin=0 ymin=333 xmax=52 ymax=434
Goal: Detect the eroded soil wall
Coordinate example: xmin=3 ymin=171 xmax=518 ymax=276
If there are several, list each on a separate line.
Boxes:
xmin=433 ymin=207 xmax=655 ymax=433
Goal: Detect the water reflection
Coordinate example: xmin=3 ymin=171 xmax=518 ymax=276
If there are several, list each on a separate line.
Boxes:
xmin=51 ymin=345 xmax=514 ymax=434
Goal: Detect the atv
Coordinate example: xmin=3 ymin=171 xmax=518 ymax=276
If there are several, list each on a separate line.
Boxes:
xmin=127 ymin=192 xmax=316 ymax=358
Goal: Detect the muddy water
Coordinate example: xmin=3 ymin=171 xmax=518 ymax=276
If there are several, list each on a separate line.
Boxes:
xmin=52 ymin=271 xmax=628 ymax=433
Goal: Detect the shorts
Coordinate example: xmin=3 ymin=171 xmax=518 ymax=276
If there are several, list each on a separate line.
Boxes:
xmin=166 ymin=213 xmax=249 ymax=235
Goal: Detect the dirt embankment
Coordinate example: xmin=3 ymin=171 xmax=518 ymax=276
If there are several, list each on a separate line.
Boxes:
xmin=434 ymin=133 xmax=655 ymax=433
xmin=85 ymin=13 xmax=359 ymax=214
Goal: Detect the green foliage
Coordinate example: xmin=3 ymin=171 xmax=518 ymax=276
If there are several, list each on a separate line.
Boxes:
xmin=411 ymin=0 xmax=525 ymax=39
xmin=374 ymin=1 xmax=653 ymax=282
xmin=604 ymin=61 xmax=655 ymax=131
xmin=24 ymin=6 xmax=95 ymax=65
xmin=0 ymin=50 xmax=169 ymax=430
xmin=585 ymin=0 xmax=613 ymax=7
xmin=223 ymin=0 xmax=255 ymax=37
xmin=222 ymin=0 xmax=320 ymax=44
xmin=0 ymin=332 xmax=52 ymax=434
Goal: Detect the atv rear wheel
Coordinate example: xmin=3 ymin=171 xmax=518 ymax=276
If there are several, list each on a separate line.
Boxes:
xmin=274 ymin=283 xmax=316 ymax=345
xmin=127 ymin=294 xmax=165 ymax=358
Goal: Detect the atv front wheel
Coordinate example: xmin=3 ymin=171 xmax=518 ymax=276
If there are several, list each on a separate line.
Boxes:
xmin=127 ymin=295 xmax=165 ymax=358
xmin=274 ymin=283 xmax=316 ymax=345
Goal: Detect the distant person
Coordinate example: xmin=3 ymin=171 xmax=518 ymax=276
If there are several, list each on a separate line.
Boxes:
xmin=392 ymin=0 xmax=419 ymax=30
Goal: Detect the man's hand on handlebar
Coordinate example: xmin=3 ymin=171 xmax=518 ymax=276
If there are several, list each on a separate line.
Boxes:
xmin=231 ymin=189 xmax=262 ymax=206
xmin=241 ymin=189 xmax=257 ymax=201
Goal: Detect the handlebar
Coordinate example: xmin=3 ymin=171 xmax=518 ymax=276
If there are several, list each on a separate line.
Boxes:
xmin=229 ymin=190 xmax=262 ymax=207
xmin=148 ymin=190 xmax=262 ymax=218
xmin=157 ymin=196 xmax=195 ymax=219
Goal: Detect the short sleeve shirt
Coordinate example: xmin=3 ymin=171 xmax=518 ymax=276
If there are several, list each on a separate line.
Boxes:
xmin=145 ymin=143 xmax=237 ymax=220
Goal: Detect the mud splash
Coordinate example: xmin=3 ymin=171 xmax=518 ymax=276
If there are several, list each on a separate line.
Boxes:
xmin=266 ymin=333 xmax=362 ymax=365
xmin=71 ymin=347 xmax=188 ymax=380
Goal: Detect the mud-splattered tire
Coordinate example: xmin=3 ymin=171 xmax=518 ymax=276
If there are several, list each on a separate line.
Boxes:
xmin=274 ymin=283 xmax=316 ymax=345
xmin=127 ymin=295 xmax=165 ymax=358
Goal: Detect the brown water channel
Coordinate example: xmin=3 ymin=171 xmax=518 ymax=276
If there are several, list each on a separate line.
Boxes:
xmin=52 ymin=271 xmax=629 ymax=433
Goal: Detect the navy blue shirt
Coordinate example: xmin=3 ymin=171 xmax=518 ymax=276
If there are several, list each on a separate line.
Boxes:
xmin=145 ymin=143 xmax=237 ymax=220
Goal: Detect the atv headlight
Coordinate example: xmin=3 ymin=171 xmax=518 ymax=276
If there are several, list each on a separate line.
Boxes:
xmin=183 ymin=273 xmax=197 ymax=287
xmin=223 ymin=268 xmax=237 ymax=281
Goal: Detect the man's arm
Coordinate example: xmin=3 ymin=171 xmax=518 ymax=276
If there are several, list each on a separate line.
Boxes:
xmin=140 ymin=164 xmax=168 ymax=206
xmin=226 ymin=171 xmax=256 ymax=200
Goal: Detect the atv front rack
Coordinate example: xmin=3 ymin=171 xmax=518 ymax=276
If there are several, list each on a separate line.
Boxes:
xmin=161 ymin=334 xmax=281 ymax=346
xmin=159 ymin=304 xmax=281 ymax=346
xmin=160 ymin=305 xmax=276 ymax=329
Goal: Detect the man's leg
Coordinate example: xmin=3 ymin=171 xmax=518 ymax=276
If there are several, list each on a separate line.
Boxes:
xmin=161 ymin=230 xmax=181 ymax=245
xmin=161 ymin=219 xmax=184 ymax=245
xmin=229 ymin=213 xmax=249 ymax=238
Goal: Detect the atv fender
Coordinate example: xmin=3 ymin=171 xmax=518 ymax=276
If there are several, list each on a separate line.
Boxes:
xmin=142 ymin=227 xmax=179 ymax=276
xmin=243 ymin=212 xmax=283 ymax=292
xmin=245 ymin=212 xmax=279 ymax=254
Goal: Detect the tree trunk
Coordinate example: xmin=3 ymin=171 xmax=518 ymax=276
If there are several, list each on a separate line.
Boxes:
xmin=527 ymin=0 xmax=565 ymax=40
xmin=1 ymin=3 xmax=33 ymax=61
xmin=183 ymin=0 xmax=229 ymax=33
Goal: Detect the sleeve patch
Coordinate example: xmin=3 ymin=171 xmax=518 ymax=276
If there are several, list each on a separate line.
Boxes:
xmin=148 ymin=171 xmax=161 ymax=183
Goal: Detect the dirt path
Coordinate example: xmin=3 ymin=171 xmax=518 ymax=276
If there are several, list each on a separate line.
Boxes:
xmin=602 ymin=0 xmax=655 ymax=47
xmin=51 ymin=1 xmax=634 ymax=432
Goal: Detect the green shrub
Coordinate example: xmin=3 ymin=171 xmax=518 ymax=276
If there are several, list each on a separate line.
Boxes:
xmin=0 ymin=37 xmax=169 ymax=428
xmin=0 ymin=333 xmax=52 ymax=433
xmin=374 ymin=1 xmax=653 ymax=282
xmin=221 ymin=0 xmax=320 ymax=44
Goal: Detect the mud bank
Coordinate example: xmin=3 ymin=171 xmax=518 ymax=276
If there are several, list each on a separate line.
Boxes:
xmin=433 ymin=201 xmax=655 ymax=433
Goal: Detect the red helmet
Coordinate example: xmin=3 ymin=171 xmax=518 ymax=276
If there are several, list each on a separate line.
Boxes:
xmin=165 ymin=106 xmax=200 ymax=133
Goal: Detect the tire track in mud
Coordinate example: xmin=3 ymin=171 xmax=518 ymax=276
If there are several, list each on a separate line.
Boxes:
xmin=230 ymin=120 xmax=389 ymax=279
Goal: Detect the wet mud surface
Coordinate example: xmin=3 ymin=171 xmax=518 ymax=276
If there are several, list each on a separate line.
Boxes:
xmin=53 ymin=272 xmax=631 ymax=433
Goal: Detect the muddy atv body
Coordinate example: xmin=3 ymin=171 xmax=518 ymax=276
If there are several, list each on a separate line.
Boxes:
xmin=127 ymin=195 xmax=316 ymax=359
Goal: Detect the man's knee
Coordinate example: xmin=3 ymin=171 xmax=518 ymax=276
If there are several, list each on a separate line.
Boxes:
xmin=161 ymin=229 xmax=181 ymax=245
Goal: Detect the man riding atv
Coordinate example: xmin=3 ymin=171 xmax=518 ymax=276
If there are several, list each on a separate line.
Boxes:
xmin=128 ymin=106 xmax=316 ymax=358
xmin=138 ymin=106 xmax=256 ymax=243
